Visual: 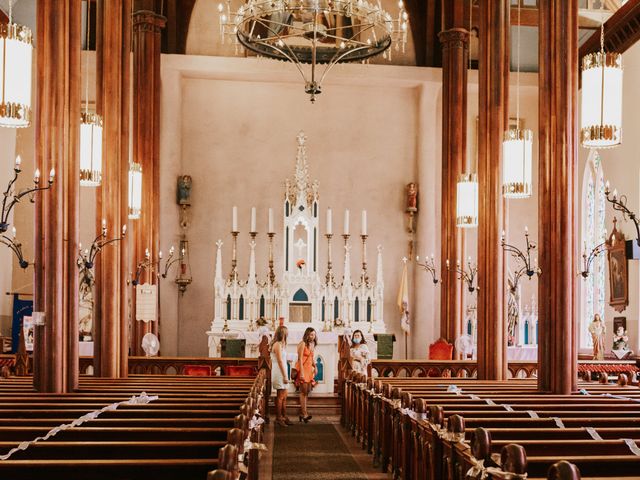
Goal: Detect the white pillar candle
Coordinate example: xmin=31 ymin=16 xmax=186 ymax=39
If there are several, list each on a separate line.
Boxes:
xmin=326 ymin=208 xmax=332 ymax=235
xmin=361 ymin=210 xmax=367 ymax=236
xmin=268 ymin=208 xmax=274 ymax=234
xmin=232 ymin=206 xmax=238 ymax=232
xmin=250 ymin=207 xmax=256 ymax=232
xmin=344 ymin=209 xmax=350 ymax=235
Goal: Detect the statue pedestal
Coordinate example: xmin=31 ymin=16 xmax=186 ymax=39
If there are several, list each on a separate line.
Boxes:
xmin=207 ymin=325 xmax=379 ymax=394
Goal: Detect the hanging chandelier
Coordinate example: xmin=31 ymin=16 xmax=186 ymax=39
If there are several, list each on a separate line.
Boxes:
xmin=581 ymin=17 xmax=623 ymax=149
xmin=502 ymin=0 xmax=532 ymax=199
xmin=79 ymin=2 xmax=103 ymax=186
xmin=456 ymin=173 xmax=478 ymax=228
xmin=0 ymin=1 xmax=33 ymax=128
xmin=128 ymin=162 xmax=142 ymax=220
xmin=218 ymin=0 xmax=409 ymax=102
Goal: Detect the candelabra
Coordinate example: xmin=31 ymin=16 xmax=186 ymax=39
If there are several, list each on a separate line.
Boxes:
xmin=447 ymin=258 xmax=478 ymax=293
xmin=267 ymin=232 xmax=276 ymax=285
xmin=501 ymin=228 xmax=541 ymax=293
xmin=131 ymin=246 xmax=178 ymax=286
xmin=604 ymin=182 xmax=640 ymax=244
xmin=0 ymin=227 xmax=29 ymax=269
xmin=360 ymin=234 xmax=369 ymax=285
xmin=325 ymin=233 xmax=334 ymax=286
xmin=0 ymin=157 xmax=54 ymax=268
xmin=229 ymin=230 xmax=239 ymax=281
xmin=416 ymin=254 xmax=439 ymax=284
xmin=78 ymin=223 xmax=127 ymax=293
xmin=580 ymin=239 xmax=607 ymax=279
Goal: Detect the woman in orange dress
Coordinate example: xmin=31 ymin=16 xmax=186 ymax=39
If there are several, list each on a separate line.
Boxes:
xmin=296 ymin=327 xmax=317 ymax=423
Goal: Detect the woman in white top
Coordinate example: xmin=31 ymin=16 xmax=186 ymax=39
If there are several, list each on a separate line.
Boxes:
xmin=349 ymin=329 xmax=370 ymax=376
xmin=271 ymin=326 xmax=292 ymax=426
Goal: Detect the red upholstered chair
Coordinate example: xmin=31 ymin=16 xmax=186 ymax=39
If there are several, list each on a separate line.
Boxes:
xmin=428 ymin=338 xmax=454 ymax=360
xmin=183 ymin=365 xmax=212 ymax=376
xmin=225 ymin=366 xmax=257 ymax=376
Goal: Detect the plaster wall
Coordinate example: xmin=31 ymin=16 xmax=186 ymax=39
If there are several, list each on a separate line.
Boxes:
xmin=0 ymin=128 xmax=17 ymax=336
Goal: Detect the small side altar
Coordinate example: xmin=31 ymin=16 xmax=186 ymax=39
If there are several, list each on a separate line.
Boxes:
xmin=206 ymin=132 xmax=386 ymax=393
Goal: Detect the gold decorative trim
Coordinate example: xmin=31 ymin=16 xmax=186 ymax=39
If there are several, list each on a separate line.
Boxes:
xmin=456 ymin=216 xmax=477 ymax=226
xmin=81 ymin=111 xmax=103 ymax=127
xmin=80 ymin=169 xmax=101 ymax=186
xmin=581 ymin=124 xmax=621 ymax=147
xmin=0 ymin=23 xmax=33 ymax=45
xmin=502 ymin=182 xmax=531 ymax=196
xmin=582 ymin=51 xmax=622 ymax=71
xmin=0 ymin=101 xmax=31 ymax=127
xmin=503 ymin=128 xmax=533 ymax=142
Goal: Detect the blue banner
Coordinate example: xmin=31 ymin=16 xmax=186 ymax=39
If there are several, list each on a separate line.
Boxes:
xmin=11 ymin=294 xmax=33 ymax=353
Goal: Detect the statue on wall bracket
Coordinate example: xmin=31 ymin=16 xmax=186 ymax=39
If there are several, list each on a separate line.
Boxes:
xmin=405 ymin=182 xmax=418 ymax=257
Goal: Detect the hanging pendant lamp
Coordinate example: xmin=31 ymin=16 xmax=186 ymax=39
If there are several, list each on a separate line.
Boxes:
xmin=79 ymin=1 xmax=103 ymax=186
xmin=502 ymin=0 xmax=533 ymax=198
xmin=0 ymin=1 xmax=33 ymax=128
xmin=128 ymin=162 xmax=142 ymax=220
xmin=581 ymin=18 xmax=623 ymax=148
xmin=456 ymin=173 xmax=478 ymax=228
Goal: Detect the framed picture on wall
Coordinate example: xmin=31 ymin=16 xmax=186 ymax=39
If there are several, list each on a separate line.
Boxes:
xmin=607 ymin=221 xmax=628 ymax=312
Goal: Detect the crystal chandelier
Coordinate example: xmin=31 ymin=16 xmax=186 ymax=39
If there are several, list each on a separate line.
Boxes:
xmin=0 ymin=1 xmax=33 ymax=128
xmin=218 ymin=0 xmax=409 ymax=102
xmin=80 ymin=2 xmax=103 ymax=186
xmin=502 ymin=0 xmax=532 ymax=198
xmin=456 ymin=173 xmax=478 ymax=228
xmin=128 ymin=162 xmax=142 ymax=220
xmin=581 ymin=17 xmax=623 ymax=148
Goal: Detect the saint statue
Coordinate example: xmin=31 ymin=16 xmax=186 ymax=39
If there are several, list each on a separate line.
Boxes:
xmin=588 ymin=314 xmax=606 ymax=360
xmin=405 ymin=182 xmax=418 ymax=212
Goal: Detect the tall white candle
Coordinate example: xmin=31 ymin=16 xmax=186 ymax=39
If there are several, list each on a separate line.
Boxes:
xmin=268 ymin=208 xmax=274 ymax=234
xmin=361 ymin=210 xmax=367 ymax=236
xmin=344 ymin=209 xmax=350 ymax=235
xmin=250 ymin=207 xmax=256 ymax=232
xmin=232 ymin=206 xmax=238 ymax=232
xmin=326 ymin=208 xmax=332 ymax=235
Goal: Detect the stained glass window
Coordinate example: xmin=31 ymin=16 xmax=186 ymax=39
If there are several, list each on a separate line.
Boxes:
xmin=581 ymin=151 xmax=606 ymax=347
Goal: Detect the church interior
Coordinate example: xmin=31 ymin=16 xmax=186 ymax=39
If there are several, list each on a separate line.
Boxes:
xmin=1 ymin=0 xmax=640 ymax=478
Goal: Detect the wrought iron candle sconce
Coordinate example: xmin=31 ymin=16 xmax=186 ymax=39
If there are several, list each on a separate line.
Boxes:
xmin=131 ymin=246 xmax=180 ymax=287
xmin=416 ymin=254 xmax=439 ymax=284
xmin=78 ymin=222 xmax=127 ymax=291
xmin=579 ymin=238 xmax=607 ymax=279
xmin=1 ymin=156 xmax=54 ymax=268
xmin=604 ymin=182 xmax=640 ymax=245
xmin=501 ymin=227 xmax=541 ymax=293
xmin=447 ymin=257 xmax=478 ymax=293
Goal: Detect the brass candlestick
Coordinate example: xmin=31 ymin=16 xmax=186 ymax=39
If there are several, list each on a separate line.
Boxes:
xmin=229 ymin=230 xmax=239 ymax=281
xmin=325 ymin=233 xmax=334 ymax=285
xmin=268 ymin=232 xmax=276 ymax=285
xmin=361 ymin=234 xmax=369 ymax=285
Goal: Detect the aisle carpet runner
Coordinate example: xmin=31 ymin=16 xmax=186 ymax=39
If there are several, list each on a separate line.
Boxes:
xmin=272 ymin=422 xmax=368 ymax=480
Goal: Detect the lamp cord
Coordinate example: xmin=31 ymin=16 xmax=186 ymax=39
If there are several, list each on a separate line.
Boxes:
xmin=84 ymin=0 xmax=90 ymax=114
xmin=516 ymin=0 xmax=520 ymax=125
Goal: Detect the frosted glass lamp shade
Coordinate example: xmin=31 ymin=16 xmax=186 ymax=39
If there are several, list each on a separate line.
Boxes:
xmin=456 ymin=173 xmax=478 ymax=228
xmin=502 ymin=128 xmax=533 ymax=198
xmin=80 ymin=112 xmax=103 ymax=186
xmin=581 ymin=51 xmax=623 ymax=148
xmin=129 ymin=162 xmax=142 ymax=220
xmin=0 ymin=23 xmax=33 ymax=128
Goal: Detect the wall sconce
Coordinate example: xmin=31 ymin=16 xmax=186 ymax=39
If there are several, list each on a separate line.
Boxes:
xmin=604 ymin=182 xmax=640 ymax=245
xmin=175 ymin=238 xmax=193 ymax=295
xmin=131 ymin=246 xmax=179 ymax=286
xmin=501 ymin=227 xmax=541 ymax=293
xmin=447 ymin=257 xmax=478 ymax=293
xmin=416 ymin=254 xmax=439 ymax=285
xmin=0 ymin=227 xmax=28 ymax=269
xmin=78 ymin=222 xmax=126 ymax=292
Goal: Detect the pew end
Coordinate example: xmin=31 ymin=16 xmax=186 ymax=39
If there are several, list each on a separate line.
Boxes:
xmin=547 ymin=460 xmax=581 ymax=480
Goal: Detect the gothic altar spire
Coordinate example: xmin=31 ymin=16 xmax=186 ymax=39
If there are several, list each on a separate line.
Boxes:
xmin=285 ymin=131 xmax=319 ymax=209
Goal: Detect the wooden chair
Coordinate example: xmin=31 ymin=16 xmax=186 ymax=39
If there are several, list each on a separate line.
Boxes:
xmin=428 ymin=337 xmax=453 ymax=360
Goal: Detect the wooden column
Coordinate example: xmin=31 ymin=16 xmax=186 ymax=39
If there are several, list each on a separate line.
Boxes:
xmin=94 ymin=0 xmax=131 ymax=378
xmin=33 ymin=0 xmax=82 ymax=393
xmin=537 ymin=0 xmax=578 ymax=394
xmin=131 ymin=7 xmax=165 ymax=355
xmin=439 ymin=1 xmax=469 ymax=345
xmin=476 ymin=0 xmax=509 ymax=380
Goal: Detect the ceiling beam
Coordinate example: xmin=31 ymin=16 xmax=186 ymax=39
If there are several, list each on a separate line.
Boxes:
xmin=405 ymin=0 xmax=441 ymax=67
xmin=0 ymin=8 xmax=8 ymax=23
xmin=579 ymin=0 xmax=640 ymax=58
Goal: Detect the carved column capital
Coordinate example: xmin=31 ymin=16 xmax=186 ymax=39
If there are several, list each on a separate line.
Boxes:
xmin=132 ymin=10 xmax=167 ymax=33
xmin=438 ymin=28 xmax=470 ymax=50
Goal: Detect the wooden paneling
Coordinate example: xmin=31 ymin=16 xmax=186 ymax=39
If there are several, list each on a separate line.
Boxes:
xmin=579 ymin=0 xmax=640 ymax=59
xmin=537 ymin=0 xmax=579 ymax=395
xmin=476 ymin=0 xmax=509 ymax=380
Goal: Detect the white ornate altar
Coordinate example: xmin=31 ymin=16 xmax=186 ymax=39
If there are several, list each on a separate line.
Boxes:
xmin=207 ymin=132 xmax=386 ymax=393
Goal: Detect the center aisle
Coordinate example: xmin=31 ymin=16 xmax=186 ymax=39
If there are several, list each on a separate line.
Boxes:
xmin=270 ymin=416 xmax=391 ymax=480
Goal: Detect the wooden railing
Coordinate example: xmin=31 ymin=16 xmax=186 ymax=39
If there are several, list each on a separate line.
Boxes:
xmin=78 ymin=356 xmax=259 ymax=375
xmin=368 ymin=359 xmax=539 ymax=379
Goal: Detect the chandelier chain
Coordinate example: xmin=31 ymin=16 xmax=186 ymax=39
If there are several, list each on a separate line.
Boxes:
xmin=516 ymin=0 xmax=521 ymax=124
xmin=84 ymin=0 xmax=90 ymax=113
xmin=600 ymin=5 xmax=605 ymax=54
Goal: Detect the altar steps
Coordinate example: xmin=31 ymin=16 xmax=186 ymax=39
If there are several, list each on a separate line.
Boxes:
xmin=270 ymin=393 xmax=342 ymax=416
